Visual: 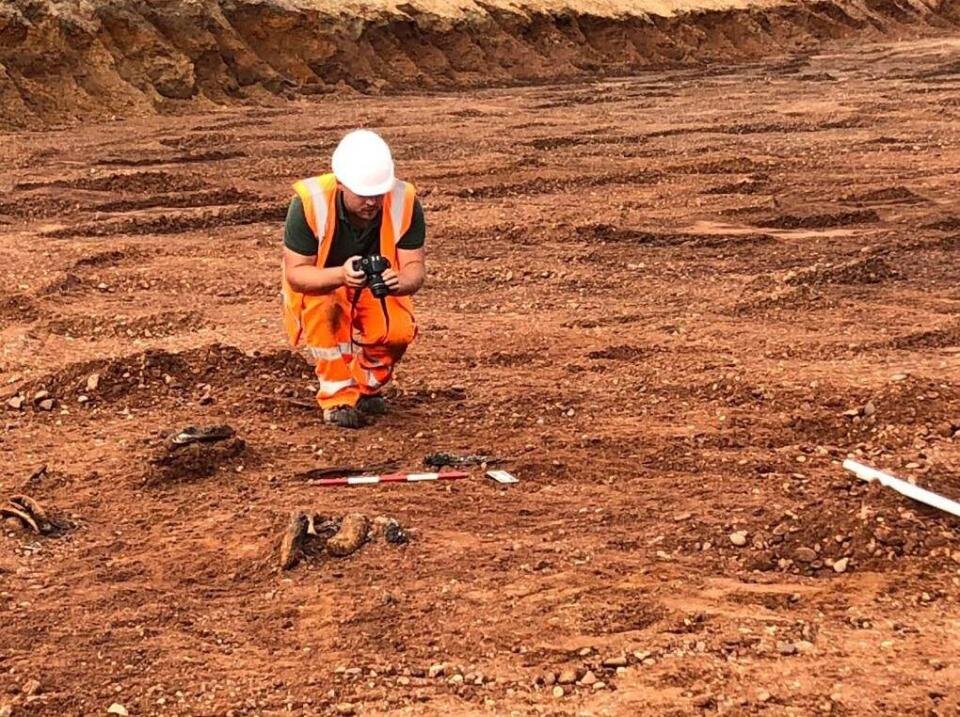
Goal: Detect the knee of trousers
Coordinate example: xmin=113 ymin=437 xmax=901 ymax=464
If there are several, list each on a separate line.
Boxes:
xmin=363 ymin=308 xmax=415 ymax=351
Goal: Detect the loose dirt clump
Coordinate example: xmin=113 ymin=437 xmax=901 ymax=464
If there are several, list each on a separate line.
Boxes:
xmin=0 ymin=293 xmax=40 ymax=326
xmin=922 ymin=216 xmax=960 ymax=231
xmin=45 ymin=310 xmax=207 ymax=341
xmin=143 ymin=425 xmax=246 ymax=485
xmin=758 ymin=209 xmax=880 ymax=230
xmin=784 ymin=255 xmax=896 ymax=286
xmin=734 ymin=284 xmax=826 ymax=315
xmin=736 ymin=482 xmax=960 ymax=575
xmin=16 ymin=344 xmax=308 ymax=412
xmin=844 ymin=186 xmax=929 ymax=205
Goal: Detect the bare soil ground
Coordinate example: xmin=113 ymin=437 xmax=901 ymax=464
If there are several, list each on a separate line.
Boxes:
xmin=2 ymin=34 xmax=960 ymax=716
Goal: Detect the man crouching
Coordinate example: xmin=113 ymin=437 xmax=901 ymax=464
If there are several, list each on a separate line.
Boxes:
xmin=281 ymin=130 xmax=427 ymax=428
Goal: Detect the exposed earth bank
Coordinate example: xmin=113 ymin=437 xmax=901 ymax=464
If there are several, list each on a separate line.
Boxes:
xmin=1 ymin=0 xmax=959 ymax=128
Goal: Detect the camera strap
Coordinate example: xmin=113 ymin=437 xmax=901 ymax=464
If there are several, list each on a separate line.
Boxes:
xmin=349 ymin=287 xmax=391 ymax=349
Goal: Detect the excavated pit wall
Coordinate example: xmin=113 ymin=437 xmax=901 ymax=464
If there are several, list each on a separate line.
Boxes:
xmin=1 ymin=0 xmax=958 ymax=129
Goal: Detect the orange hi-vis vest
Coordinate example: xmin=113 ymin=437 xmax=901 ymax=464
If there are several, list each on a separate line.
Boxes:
xmin=281 ymin=173 xmax=417 ymax=349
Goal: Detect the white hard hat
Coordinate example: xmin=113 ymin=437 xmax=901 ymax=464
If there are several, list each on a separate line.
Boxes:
xmin=331 ymin=129 xmax=396 ymax=196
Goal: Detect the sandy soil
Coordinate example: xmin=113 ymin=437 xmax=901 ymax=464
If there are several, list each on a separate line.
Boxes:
xmin=2 ymin=31 xmax=960 ymax=717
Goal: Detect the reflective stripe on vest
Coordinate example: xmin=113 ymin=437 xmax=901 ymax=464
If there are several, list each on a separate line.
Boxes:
xmin=292 ymin=174 xmax=416 ymax=265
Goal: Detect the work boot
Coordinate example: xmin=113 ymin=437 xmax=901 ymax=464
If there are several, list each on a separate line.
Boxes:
xmin=323 ymin=405 xmax=362 ymax=428
xmin=356 ymin=394 xmax=387 ymax=416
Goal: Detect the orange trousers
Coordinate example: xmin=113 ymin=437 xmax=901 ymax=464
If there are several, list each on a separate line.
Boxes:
xmin=298 ymin=287 xmax=416 ymax=410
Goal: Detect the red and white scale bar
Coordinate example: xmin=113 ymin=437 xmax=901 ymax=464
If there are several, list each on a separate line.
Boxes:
xmin=311 ymin=471 xmax=470 ymax=487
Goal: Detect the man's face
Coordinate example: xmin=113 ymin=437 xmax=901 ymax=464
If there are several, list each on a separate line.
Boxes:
xmin=340 ymin=184 xmax=385 ymax=221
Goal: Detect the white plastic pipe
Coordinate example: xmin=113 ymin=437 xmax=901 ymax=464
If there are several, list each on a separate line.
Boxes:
xmin=843 ymin=459 xmax=960 ymax=519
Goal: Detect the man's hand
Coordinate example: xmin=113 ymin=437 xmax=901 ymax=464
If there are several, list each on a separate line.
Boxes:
xmin=382 ymin=268 xmax=402 ymax=294
xmin=341 ymin=256 xmax=366 ymax=289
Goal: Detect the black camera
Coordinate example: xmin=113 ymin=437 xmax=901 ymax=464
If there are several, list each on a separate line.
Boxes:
xmin=353 ymin=254 xmax=392 ymax=299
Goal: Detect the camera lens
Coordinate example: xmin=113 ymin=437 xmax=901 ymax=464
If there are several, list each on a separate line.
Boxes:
xmin=356 ymin=255 xmax=391 ymax=298
xmin=368 ymin=274 xmax=390 ymax=299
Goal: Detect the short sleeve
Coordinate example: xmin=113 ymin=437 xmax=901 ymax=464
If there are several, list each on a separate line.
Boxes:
xmin=283 ymin=195 xmax=320 ymax=256
xmin=396 ymin=198 xmax=425 ymax=250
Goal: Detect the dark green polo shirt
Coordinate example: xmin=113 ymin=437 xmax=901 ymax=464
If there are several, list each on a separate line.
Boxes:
xmin=283 ymin=192 xmax=426 ymax=267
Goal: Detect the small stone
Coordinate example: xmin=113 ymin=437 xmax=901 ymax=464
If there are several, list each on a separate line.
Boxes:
xmin=336 ymin=704 xmax=356 ymax=716
xmin=0 ymin=704 xmax=11 ymax=717
xmin=86 ymin=374 xmax=101 ymax=392
xmin=107 ymin=706 xmax=128 ymax=717
xmin=693 ymin=695 xmax=716 ymax=709
xmin=198 ymin=393 xmax=215 ymax=406
xmin=795 ymin=640 xmax=815 ymax=654
xmin=32 ymin=390 xmax=49 ymax=403
xmin=593 ymin=681 xmax=606 ymax=691
xmin=38 ymin=399 xmax=55 ymax=412
xmin=602 ymin=655 xmax=628 ymax=668
xmin=794 ymin=547 xmax=817 ymax=563
xmin=397 ymin=676 xmax=410 ymax=686
xmin=542 ymin=672 xmax=556 ymax=686
xmin=448 ymin=674 xmax=464 ymax=685
xmin=6 ymin=396 xmax=23 ymax=411
xmin=833 ymin=557 xmax=850 ymax=573
xmin=862 ymin=401 xmax=876 ymax=417
xmin=21 ymin=680 xmax=40 ymax=696
xmin=428 ymin=663 xmax=445 ymax=678
xmin=757 ymin=689 xmax=772 ymax=703
xmin=729 ymin=531 xmax=748 ymax=546
xmin=78 ymin=395 xmax=89 ymax=404
xmin=557 ymin=669 xmax=577 ymax=685
xmin=777 ymin=641 xmax=797 ymax=655
xmin=891 ymin=373 xmax=909 ymax=382
xmin=552 ymin=686 xmax=564 ymax=698
xmin=579 ymin=670 xmax=597 ymax=686
xmin=578 ymin=647 xmax=593 ymax=657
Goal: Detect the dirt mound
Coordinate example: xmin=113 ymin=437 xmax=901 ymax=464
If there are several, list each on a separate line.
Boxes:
xmin=44 ymin=310 xmax=207 ymax=341
xmin=18 ymin=343 xmax=308 ymax=412
xmin=923 ymin=215 xmax=960 ymax=231
xmin=45 ymin=202 xmax=286 ymax=239
xmin=844 ymin=186 xmax=930 ymax=205
xmin=758 ymin=209 xmax=881 ymax=230
xmin=15 ymin=170 xmax=206 ymax=194
xmin=0 ymin=293 xmax=40 ymax=327
xmin=144 ymin=425 xmax=247 ymax=485
xmin=734 ymin=480 xmax=960 ymax=575
xmin=784 ymin=255 xmax=896 ymax=286
xmin=2 ymin=0 xmax=956 ymax=128
xmin=734 ymin=284 xmax=827 ymax=315
xmin=889 ymin=322 xmax=960 ymax=349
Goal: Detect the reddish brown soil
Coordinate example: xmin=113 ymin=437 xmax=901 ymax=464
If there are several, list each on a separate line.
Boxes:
xmin=2 ymin=0 xmax=958 ymax=129
xmin=3 ymin=34 xmax=960 ymax=716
